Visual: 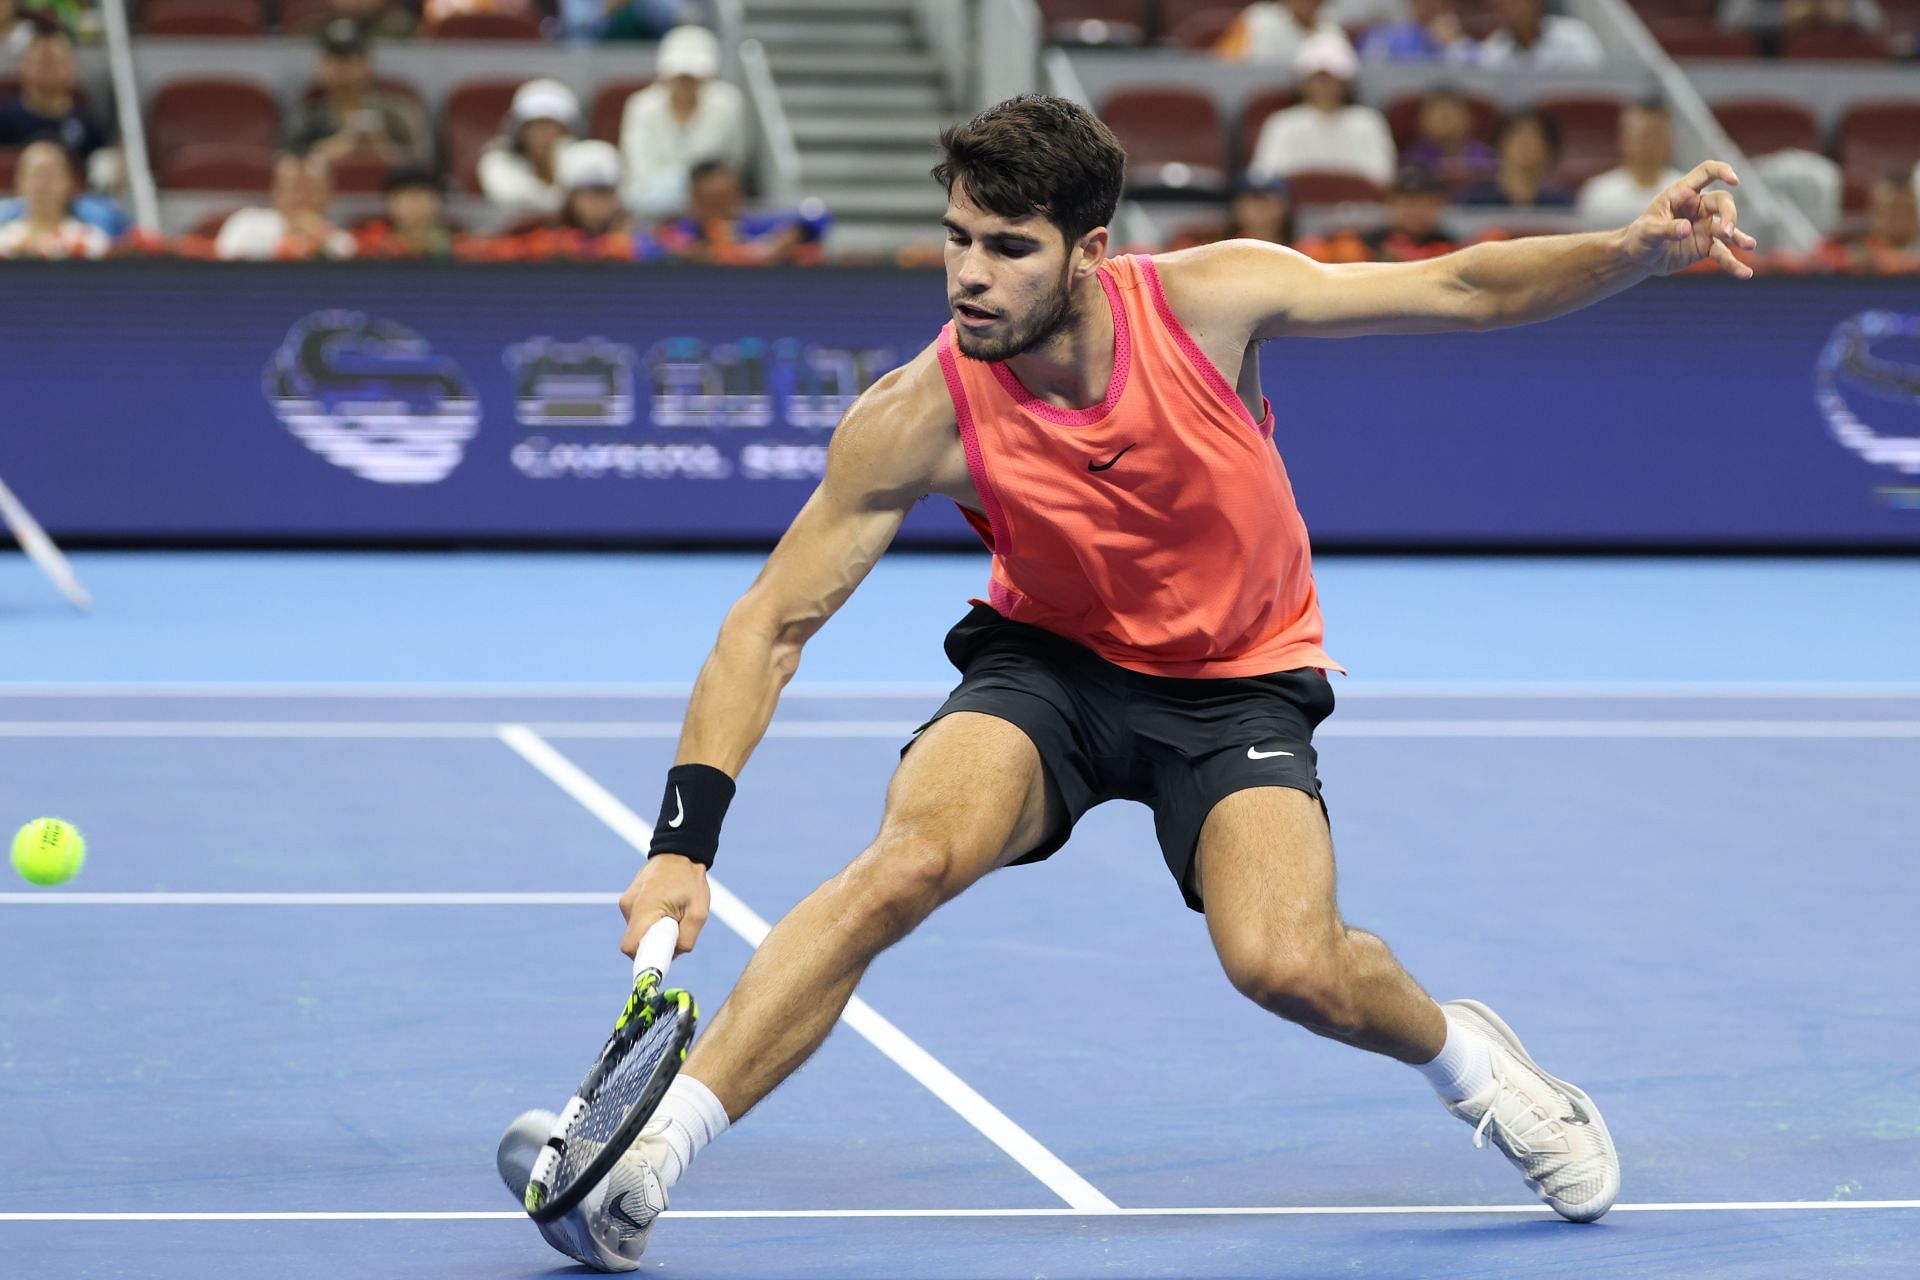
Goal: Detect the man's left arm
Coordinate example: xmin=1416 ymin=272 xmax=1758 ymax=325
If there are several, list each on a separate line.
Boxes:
xmin=1182 ymin=161 xmax=1757 ymax=342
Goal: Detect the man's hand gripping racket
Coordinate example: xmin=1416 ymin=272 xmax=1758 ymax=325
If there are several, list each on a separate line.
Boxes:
xmin=500 ymin=917 xmax=697 ymax=1272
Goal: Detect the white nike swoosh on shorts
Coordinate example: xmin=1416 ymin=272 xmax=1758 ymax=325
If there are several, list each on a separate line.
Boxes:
xmin=1246 ymin=747 xmax=1295 ymax=759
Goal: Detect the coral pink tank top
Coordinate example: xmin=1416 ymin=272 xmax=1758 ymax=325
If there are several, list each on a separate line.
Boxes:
xmin=935 ymin=254 xmax=1340 ymax=679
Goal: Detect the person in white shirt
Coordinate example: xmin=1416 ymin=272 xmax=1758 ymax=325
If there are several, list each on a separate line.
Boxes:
xmin=478 ymin=78 xmax=583 ymax=220
xmin=215 ymin=152 xmax=356 ymax=260
xmin=1577 ymin=101 xmax=1686 ymax=230
xmin=1217 ymin=0 xmax=1355 ymax=68
xmin=1247 ymin=33 xmax=1397 ymax=189
xmin=0 ymin=140 xmax=107 ymax=258
xmin=618 ymin=24 xmax=748 ymax=218
xmin=1477 ymin=0 xmax=1604 ymax=67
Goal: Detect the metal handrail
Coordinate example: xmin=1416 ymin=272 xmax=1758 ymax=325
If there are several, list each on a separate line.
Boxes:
xmin=738 ymin=38 xmax=802 ymax=208
xmin=98 ymin=0 xmax=159 ymax=233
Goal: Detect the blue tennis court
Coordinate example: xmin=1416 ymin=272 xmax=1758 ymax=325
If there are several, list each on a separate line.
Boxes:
xmin=3 ymin=553 xmax=1918 ymax=1279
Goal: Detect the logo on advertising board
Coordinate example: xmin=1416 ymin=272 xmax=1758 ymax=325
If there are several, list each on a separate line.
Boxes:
xmin=508 ymin=335 xmax=899 ymax=483
xmin=265 ymin=311 xmax=480 ymax=484
xmin=1816 ymin=311 xmax=1920 ymax=478
xmin=505 ymin=337 xmax=635 ymax=427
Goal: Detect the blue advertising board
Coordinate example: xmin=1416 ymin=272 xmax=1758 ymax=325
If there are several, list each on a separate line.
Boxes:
xmin=2 ymin=262 xmax=1916 ymax=547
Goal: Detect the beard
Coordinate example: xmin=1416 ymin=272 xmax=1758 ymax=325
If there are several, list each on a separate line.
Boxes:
xmin=953 ymin=265 xmax=1079 ymax=363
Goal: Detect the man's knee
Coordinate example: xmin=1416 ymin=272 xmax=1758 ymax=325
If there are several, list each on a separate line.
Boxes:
xmin=1219 ymin=933 xmax=1362 ymax=1036
xmin=834 ymin=827 xmax=964 ymax=944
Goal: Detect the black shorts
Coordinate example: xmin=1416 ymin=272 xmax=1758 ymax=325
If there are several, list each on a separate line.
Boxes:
xmin=904 ymin=604 xmax=1335 ymax=913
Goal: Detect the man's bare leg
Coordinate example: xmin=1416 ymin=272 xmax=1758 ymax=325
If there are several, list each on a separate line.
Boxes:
xmin=685 ymin=710 xmax=1052 ymax=1118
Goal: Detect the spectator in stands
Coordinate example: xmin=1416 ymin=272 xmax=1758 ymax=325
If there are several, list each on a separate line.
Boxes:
xmin=643 ymin=160 xmax=827 ymax=264
xmin=1815 ymin=174 xmax=1920 ymax=273
xmin=479 ymin=79 xmax=582 ymax=220
xmin=557 ymin=0 xmax=686 ymax=42
xmin=1358 ymin=163 xmax=1458 ymax=260
xmin=1246 ymin=34 xmax=1395 ymax=189
xmin=1214 ymin=0 xmax=1353 ymax=66
xmin=1458 ymin=109 xmax=1574 ymax=207
xmin=215 ymin=152 xmax=357 ymax=260
xmin=1476 ymin=0 xmax=1603 ymax=67
xmin=0 ymin=139 xmax=105 ymax=257
xmin=1719 ymin=0 xmax=1877 ymax=40
xmin=618 ymin=24 xmax=748 ymax=217
xmin=424 ymin=0 xmax=538 ymax=29
xmin=556 ymin=139 xmax=634 ymax=237
xmin=355 ymin=164 xmax=456 ymax=258
xmin=1400 ymin=87 xmax=1496 ymax=190
xmin=1577 ymin=100 xmax=1684 ymax=230
xmin=0 ymin=21 xmax=109 ymax=164
xmin=284 ymin=20 xmax=431 ymax=169
xmin=292 ymin=0 xmax=417 ymax=39
xmin=1169 ymin=173 xmax=1298 ymax=249
xmin=1359 ymin=0 xmax=1475 ymax=62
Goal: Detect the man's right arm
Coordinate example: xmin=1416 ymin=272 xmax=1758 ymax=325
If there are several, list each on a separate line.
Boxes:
xmin=617 ymin=345 xmax=955 ymax=957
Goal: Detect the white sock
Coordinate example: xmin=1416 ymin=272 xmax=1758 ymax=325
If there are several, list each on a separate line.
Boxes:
xmin=1416 ymin=1008 xmax=1496 ymax=1104
xmin=639 ymin=1075 xmax=730 ymax=1190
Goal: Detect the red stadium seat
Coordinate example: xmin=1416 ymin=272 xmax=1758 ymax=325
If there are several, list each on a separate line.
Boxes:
xmin=1649 ymin=18 xmax=1759 ymax=57
xmin=1156 ymin=0 xmax=1245 ymax=38
xmin=1033 ymin=0 xmax=1147 ymax=45
xmin=329 ymin=152 xmax=392 ymax=194
xmin=1836 ymin=100 xmax=1920 ymax=183
xmin=1536 ymin=92 xmax=1624 ymax=186
xmin=301 ymin=75 xmax=425 ymax=112
xmin=590 ymin=78 xmax=652 ymax=145
xmin=1629 ymin=0 xmax=1718 ymax=19
xmin=1236 ymin=86 xmax=1299 ymax=172
xmin=1712 ymin=98 xmax=1820 ymax=157
xmin=161 ymin=141 xmax=275 ymax=190
xmin=149 ymin=78 xmax=279 ymax=186
xmin=425 ymin=11 xmax=543 ymax=39
xmin=1286 ymin=170 xmax=1382 ymax=204
xmin=1101 ymin=85 xmax=1228 ymax=194
xmin=278 ymin=0 xmax=337 ymax=32
xmin=1165 ymin=6 xmax=1241 ymax=48
xmin=443 ymin=77 xmax=521 ymax=194
xmin=0 ymin=145 xmax=19 ymax=192
xmin=141 ymin=0 xmax=265 ymax=36
xmin=1780 ymin=26 xmax=1889 ymax=59
xmin=1383 ymin=89 xmax=1500 ymax=153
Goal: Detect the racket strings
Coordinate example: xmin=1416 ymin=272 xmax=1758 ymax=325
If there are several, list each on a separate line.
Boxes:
xmin=553 ymin=1011 xmax=684 ymax=1191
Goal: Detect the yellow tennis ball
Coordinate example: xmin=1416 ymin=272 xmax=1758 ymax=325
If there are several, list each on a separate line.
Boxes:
xmin=10 ymin=818 xmax=86 ymax=886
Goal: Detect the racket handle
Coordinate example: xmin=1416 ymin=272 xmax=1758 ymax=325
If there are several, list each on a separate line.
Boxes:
xmin=632 ymin=916 xmax=679 ymax=985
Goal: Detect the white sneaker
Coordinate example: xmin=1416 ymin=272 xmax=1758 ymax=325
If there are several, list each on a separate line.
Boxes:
xmin=1440 ymin=1000 xmax=1620 ymax=1222
xmin=496 ymin=1110 xmax=671 ymax=1272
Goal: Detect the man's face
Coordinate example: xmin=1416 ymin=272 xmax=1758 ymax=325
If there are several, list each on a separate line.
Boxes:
xmin=1420 ymin=95 xmax=1469 ymax=148
xmin=690 ymin=168 xmax=742 ymax=221
xmin=1501 ymin=117 xmax=1550 ymax=174
xmin=1302 ymin=70 xmax=1345 ymax=110
xmin=1230 ymin=189 xmax=1290 ymax=242
xmin=1869 ymin=180 xmax=1919 ymax=247
xmin=569 ymin=186 xmax=622 ymax=235
xmin=319 ymin=51 xmax=371 ymax=95
xmin=18 ymin=143 xmax=73 ymax=210
xmin=387 ymin=186 xmax=441 ymax=234
xmin=942 ymin=186 xmax=1086 ymax=363
xmin=1620 ymin=109 xmax=1672 ymax=173
xmin=21 ymin=33 xmax=75 ymax=94
xmin=520 ymin=118 xmax=567 ymax=162
xmin=1390 ymin=190 xmax=1446 ymax=237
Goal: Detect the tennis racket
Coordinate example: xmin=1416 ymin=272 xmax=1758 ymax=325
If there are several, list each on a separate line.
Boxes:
xmin=523 ymin=916 xmax=698 ymax=1222
xmin=0 ymin=472 xmax=91 ymax=612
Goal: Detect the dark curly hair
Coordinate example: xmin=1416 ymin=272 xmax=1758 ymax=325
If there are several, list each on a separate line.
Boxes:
xmin=933 ymin=95 xmax=1126 ymax=245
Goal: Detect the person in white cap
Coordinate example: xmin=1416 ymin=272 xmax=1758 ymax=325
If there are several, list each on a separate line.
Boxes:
xmin=618 ymin=23 xmax=748 ymax=218
xmin=1247 ymin=33 xmax=1396 ymax=189
xmin=1216 ymin=0 xmax=1355 ymax=68
xmin=556 ymin=138 xmax=634 ymax=237
xmin=480 ymin=78 xmax=584 ymax=219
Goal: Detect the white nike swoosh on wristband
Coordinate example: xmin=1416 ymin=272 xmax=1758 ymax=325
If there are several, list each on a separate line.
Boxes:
xmin=667 ymin=786 xmax=685 ymax=828
xmin=1247 ymin=747 xmax=1295 ymax=759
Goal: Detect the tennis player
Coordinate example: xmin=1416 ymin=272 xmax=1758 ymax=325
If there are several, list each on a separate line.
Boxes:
xmin=500 ymin=94 xmax=1755 ymax=1268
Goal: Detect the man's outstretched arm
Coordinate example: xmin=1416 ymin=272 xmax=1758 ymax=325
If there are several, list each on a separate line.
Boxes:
xmin=1173 ymin=161 xmax=1758 ymax=342
xmin=617 ymin=348 xmax=954 ymax=957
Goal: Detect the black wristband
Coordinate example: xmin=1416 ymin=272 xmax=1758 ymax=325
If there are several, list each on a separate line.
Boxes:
xmin=648 ymin=763 xmax=736 ymax=868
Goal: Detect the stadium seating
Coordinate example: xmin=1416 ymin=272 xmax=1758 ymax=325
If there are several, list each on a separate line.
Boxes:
xmin=424 ymin=11 xmax=543 ymax=40
xmin=1779 ymin=27 xmax=1889 ymax=60
xmin=590 ymin=78 xmax=653 ymax=145
xmin=1647 ymin=18 xmax=1759 ymax=57
xmin=1286 ymin=170 xmax=1382 ymax=204
xmin=277 ymin=0 xmax=336 ymax=33
xmin=140 ymin=0 xmax=267 ymax=37
xmin=0 ymin=146 xmax=19 ymax=191
xmin=1836 ymin=100 xmax=1920 ymax=183
xmin=1164 ymin=7 xmax=1240 ymax=49
xmin=149 ymin=78 xmax=279 ymax=189
xmin=1712 ymin=98 xmax=1820 ymax=157
xmin=1535 ymin=92 xmax=1624 ymax=185
xmin=442 ymin=78 xmax=522 ymax=194
xmin=1235 ymin=87 xmax=1299 ymax=172
xmin=1383 ymin=89 xmax=1501 ymax=155
xmin=1100 ymin=84 xmax=1229 ymax=193
xmin=161 ymin=141 xmax=275 ymax=190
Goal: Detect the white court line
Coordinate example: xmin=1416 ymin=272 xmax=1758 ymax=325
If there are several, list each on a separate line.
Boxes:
xmin=493 ymin=724 xmax=1116 ymax=1214
xmin=5 ymin=1201 xmax=1918 ymax=1222
xmin=7 ymin=720 xmax=1920 ymax=739
xmin=0 ymin=892 xmax=614 ymax=905
xmin=4 ymin=681 xmax=1920 ymax=699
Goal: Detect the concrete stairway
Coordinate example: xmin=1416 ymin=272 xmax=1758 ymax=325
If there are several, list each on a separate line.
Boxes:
xmin=742 ymin=0 xmax=958 ymax=256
